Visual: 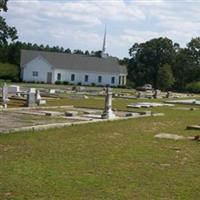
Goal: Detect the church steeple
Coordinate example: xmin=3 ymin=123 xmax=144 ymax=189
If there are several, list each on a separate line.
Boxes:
xmin=101 ymin=25 xmax=108 ymax=58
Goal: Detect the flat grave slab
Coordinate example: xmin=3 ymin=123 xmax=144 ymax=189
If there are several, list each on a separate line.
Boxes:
xmin=82 ymin=114 xmax=103 ymax=119
xmin=43 ymin=111 xmax=63 ymax=116
xmin=63 ymin=116 xmax=93 ymax=121
xmin=127 ymin=102 xmax=174 ymax=108
xmin=65 ymin=111 xmax=78 ymax=117
xmin=172 ymin=107 xmax=198 ymax=111
xmin=187 ymin=125 xmax=200 ymax=130
xmin=12 ymin=110 xmax=45 ymax=116
xmin=154 ymin=133 xmax=186 ymax=140
xmin=165 ymin=99 xmax=200 ymax=105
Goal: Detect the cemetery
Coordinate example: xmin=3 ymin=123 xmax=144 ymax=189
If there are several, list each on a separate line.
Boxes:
xmin=1 ymin=0 xmax=200 ymax=199
xmin=1 ymin=82 xmax=200 ymax=199
xmin=0 ymin=83 xmax=164 ymax=133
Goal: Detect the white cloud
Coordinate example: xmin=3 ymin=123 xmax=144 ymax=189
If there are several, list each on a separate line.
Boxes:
xmin=2 ymin=0 xmax=200 ymax=58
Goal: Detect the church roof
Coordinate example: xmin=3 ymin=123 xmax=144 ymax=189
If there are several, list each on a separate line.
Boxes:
xmin=21 ymin=49 xmax=127 ymax=74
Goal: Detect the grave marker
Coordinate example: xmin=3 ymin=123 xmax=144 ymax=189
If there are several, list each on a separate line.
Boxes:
xmin=101 ymin=87 xmax=116 ymax=119
xmin=27 ymin=88 xmax=36 ymax=107
xmin=2 ymin=83 xmax=8 ymax=108
xmin=154 ymin=89 xmax=161 ymax=99
xmin=35 ymin=90 xmax=46 ymax=105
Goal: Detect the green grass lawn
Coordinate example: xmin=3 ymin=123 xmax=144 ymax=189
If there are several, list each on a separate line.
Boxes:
xmin=1 ymin=96 xmax=200 ymax=199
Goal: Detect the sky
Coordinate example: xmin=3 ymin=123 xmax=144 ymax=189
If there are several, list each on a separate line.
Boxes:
xmin=1 ymin=0 xmax=200 ymax=58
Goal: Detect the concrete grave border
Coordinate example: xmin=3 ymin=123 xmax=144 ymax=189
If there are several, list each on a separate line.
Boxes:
xmin=0 ymin=112 xmax=164 ymax=134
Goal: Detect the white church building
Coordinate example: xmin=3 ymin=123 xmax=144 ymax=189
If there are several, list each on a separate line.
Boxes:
xmin=20 ymin=30 xmax=127 ymax=87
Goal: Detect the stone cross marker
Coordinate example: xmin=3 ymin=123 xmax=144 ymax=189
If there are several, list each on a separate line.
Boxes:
xmin=2 ymin=83 xmax=8 ymax=108
xmin=101 ymin=87 xmax=116 ymax=119
xmin=27 ymin=88 xmax=36 ymax=107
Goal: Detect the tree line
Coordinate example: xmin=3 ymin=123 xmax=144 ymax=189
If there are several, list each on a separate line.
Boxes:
xmin=0 ymin=41 xmax=103 ymax=66
xmin=1 ymin=0 xmax=200 ymax=92
xmin=126 ymin=37 xmax=200 ymax=92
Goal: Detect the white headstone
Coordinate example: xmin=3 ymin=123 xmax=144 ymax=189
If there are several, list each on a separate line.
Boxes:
xmin=36 ymin=90 xmax=42 ymax=100
xmin=36 ymin=90 xmax=46 ymax=105
xmin=27 ymin=88 xmax=36 ymax=107
xmin=101 ymin=87 xmax=116 ymax=119
xmin=154 ymin=89 xmax=161 ymax=99
xmin=37 ymin=99 xmax=46 ymax=105
xmin=7 ymin=85 xmax=20 ymax=94
xmin=30 ymin=88 xmax=36 ymax=93
xmin=2 ymin=83 xmax=8 ymax=108
xmin=49 ymin=89 xmax=55 ymax=94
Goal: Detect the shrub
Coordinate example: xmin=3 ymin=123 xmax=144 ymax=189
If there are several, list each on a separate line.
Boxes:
xmin=55 ymin=81 xmax=62 ymax=85
xmin=118 ymin=85 xmax=127 ymax=89
xmin=0 ymin=63 xmax=19 ymax=82
xmin=126 ymin=80 xmax=135 ymax=89
xmin=77 ymin=82 xmax=82 ymax=86
xmin=63 ymin=81 xmax=69 ymax=85
xmin=91 ymin=83 xmax=96 ymax=87
xmin=186 ymin=82 xmax=200 ymax=93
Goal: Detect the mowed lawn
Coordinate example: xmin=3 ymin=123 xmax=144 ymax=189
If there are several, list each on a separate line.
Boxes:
xmin=1 ymin=97 xmax=200 ymax=199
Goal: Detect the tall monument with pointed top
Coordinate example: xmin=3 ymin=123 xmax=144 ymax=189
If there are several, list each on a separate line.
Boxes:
xmin=101 ymin=25 xmax=108 ymax=58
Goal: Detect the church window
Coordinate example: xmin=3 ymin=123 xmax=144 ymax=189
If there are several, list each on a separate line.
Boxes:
xmin=85 ymin=75 xmax=89 ymax=82
xmin=32 ymin=71 xmax=38 ymax=77
xmin=57 ymin=73 xmax=61 ymax=81
xmin=71 ymin=74 xmax=75 ymax=81
xmin=98 ymin=76 xmax=102 ymax=83
xmin=111 ymin=77 xmax=115 ymax=84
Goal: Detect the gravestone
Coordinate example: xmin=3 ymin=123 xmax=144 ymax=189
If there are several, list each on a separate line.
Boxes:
xmin=49 ymin=89 xmax=55 ymax=94
xmin=137 ymin=91 xmax=143 ymax=98
xmin=8 ymin=85 xmax=21 ymax=96
xmin=101 ymin=87 xmax=116 ymax=119
xmin=27 ymin=88 xmax=36 ymax=107
xmin=65 ymin=111 xmax=78 ymax=117
xmin=166 ymin=91 xmax=172 ymax=98
xmin=36 ymin=90 xmax=41 ymax=101
xmin=35 ymin=90 xmax=46 ymax=105
xmin=145 ymin=90 xmax=154 ymax=99
xmin=154 ymin=89 xmax=161 ymax=99
xmin=2 ymin=83 xmax=9 ymax=108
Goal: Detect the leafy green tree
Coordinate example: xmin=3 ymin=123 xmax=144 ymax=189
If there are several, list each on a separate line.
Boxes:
xmin=187 ymin=37 xmax=200 ymax=62
xmin=84 ymin=50 xmax=89 ymax=55
xmin=65 ymin=48 xmax=71 ymax=54
xmin=173 ymin=49 xmax=194 ymax=90
xmin=73 ymin=49 xmax=84 ymax=54
xmin=128 ymin=37 xmax=178 ymax=88
xmin=0 ymin=17 xmax=18 ymax=45
xmin=0 ymin=0 xmax=18 ymax=45
xmin=119 ymin=57 xmax=129 ymax=65
xmin=0 ymin=0 xmax=8 ymax=12
xmin=7 ymin=41 xmax=24 ymax=65
xmin=0 ymin=62 xmax=19 ymax=81
xmin=92 ymin=50 xmax=102 ymax=57
xmin=157 ymin=64 xmax=175 ymax=91
xmin=172 ymin=38 xmax=200 ymax=91
xmin=186 ymin=82 xmax=200 ymax=93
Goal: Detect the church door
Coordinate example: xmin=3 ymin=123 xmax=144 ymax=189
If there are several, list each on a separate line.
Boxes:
xmin=47 ymin=72 xmax=52 ymax=84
